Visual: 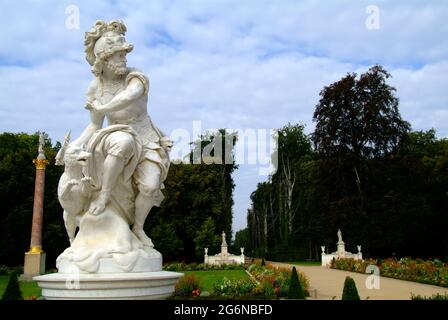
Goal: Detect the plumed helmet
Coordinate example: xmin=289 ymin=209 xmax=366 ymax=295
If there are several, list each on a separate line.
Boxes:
xmin=84 ymin=19 xmax=133 ymax=66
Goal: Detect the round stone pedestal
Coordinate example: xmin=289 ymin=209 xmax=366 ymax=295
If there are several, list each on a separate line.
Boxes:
xmin=33 ymin=271 xmax=183 ymax=300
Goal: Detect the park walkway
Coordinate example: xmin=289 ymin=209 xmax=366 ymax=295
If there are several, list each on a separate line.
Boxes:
xmin=269 ymin=262 xmax=448 ymax=300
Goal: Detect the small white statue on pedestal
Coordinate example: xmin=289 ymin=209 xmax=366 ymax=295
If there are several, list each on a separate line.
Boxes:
xmin=337 ymin=229 xmax=343 ymax=243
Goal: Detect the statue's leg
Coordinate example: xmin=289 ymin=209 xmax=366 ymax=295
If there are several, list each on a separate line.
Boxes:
xmin=88 ymin=132 xmax=134 ymax=215
xmin=132 ymin=161 xmax=162 ymax=248
xmin=63 ymin=210 xmax=76 ymax=244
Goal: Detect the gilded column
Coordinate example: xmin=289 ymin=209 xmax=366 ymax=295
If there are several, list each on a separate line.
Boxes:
xmin=22 ymin=133 xmax=48 ymax=280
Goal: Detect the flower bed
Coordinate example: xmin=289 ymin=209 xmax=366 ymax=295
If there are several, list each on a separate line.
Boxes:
xmin=173 ymin=274 xmax=201 ymax=298
xmin=331 ymin=258 xmax=448 ymax=288
xmin=170 ymin=262 xmax=310 ymax=299
xmin=247 ymin=263 xmax=310 ymax=299
xmin=213 ymin=278 xmax=257 ymax=299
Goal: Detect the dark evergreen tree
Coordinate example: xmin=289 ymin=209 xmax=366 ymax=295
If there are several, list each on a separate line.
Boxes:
xmin=1 ymin=272 xmax=23 ymax=300
xmin=341 ymin=276 xmax=360 ymax=300
xmin=288 ymin=266 xmax=305 ymax=299
xmin=149 ymin=223 xmax=184 ymax=262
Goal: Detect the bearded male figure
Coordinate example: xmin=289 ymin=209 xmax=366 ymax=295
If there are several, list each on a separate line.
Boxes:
xmin=34 ymin=20 xmax=184 ymax=301
xmin=56 ymin=20 xmax=172 ymax=273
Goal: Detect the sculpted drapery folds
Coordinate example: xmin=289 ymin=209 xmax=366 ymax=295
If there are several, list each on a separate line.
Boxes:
xmin=55 ymin=20 xmax=173 ymax=273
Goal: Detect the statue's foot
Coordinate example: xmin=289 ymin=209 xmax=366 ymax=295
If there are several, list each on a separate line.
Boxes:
xmin=133 ymin=227 xmax=154 ymax=248
xmin=87 ymin=192 xmax=108 ymax=216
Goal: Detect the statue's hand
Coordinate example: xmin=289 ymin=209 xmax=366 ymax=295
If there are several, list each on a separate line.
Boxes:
xmin=81 ymin=176 xmax=92 ymax=184
xmin=68 ymin=179 xmax=79 ymax=187
xmin=85 ymin=100 xmax=104 ymax=124
xmin=160 ymin=136 xmax=173 ymax=152
xmin=85 ymin=100 xmax=103 ymax=111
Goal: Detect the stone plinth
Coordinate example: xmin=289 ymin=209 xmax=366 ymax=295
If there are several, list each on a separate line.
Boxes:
xmin=22 ymin=252 xmax=46 ymax=280
xmin=321 ymin=230 xmax=363 ymax=267
xmin=33 ymin=271 xmax=183 ymax=300
xmin=204 ymin=232 xmax=245 ymax=266
xmin=337 ymin=241 xmax=345 ymax=256
xmin=221 ymin=246 xmax=228 ymax=255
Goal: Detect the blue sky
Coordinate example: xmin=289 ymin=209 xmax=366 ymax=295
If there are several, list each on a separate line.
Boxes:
xmin=1 ymin=0 xmax=447 ymax=236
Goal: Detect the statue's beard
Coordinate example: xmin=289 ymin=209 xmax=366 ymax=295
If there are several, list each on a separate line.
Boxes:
xmin=105 ymin=60 xmax=127 ymax=76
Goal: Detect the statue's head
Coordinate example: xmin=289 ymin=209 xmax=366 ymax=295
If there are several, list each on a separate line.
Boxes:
xmin=84 ymin=19 xmax=134 ymax=77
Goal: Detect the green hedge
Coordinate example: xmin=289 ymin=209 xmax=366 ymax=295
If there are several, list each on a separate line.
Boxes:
xmin=411 ymin=293 xmax=448 ymax=300
xmin=163 ymin=262 xmax=245 ymax=272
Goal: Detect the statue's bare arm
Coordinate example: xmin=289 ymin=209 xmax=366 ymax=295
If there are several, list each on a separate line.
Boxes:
xmin=94 ymin=78 xmax=145 ymax=114
xmin=73 ymin=79 xmax=105 ymax=146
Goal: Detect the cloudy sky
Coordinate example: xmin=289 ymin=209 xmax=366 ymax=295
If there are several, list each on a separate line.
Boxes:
xmin=1 ymin=0 xmax=447 ymax=236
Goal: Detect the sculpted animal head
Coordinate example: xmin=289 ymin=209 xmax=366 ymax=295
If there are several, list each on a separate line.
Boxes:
xmin=63 ymin=145 xmax=91 ymax=168
xmin=55 ymin=131 xmax=91 ymax=168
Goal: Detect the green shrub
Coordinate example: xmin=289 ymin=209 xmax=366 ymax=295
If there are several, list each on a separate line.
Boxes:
xmin=186 ymin=263 xmax=198 ymax=271
xmin=288 ymin=267 xmax=305 ymax=299
xmin=0 ymin=265 xmax=10 ymax=275
xmin=341 ymin=276 xmax=360 ymax=300
xmin=174 ymin=274 xmax=201 ymax=297
xmin=195 ymin=263 xmax=206 ymax=270
xmin=261 ymin=280 xmax=275 ymax=299
xmin=411 ymin=293 xmax=448 ymax=300
xmin=164 ymin=262 xmax=244 ymax=272
xmin=2 ymin=273 xmax=23 ymax=300
xmin=247 ymin=264 xmax=257 ymax=273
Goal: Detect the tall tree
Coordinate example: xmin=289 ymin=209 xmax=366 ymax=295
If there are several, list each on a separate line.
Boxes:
xmin=313 ymin=65 xmax=410 ymax=159
xmin=193 ymin=217 xmax=221 ymax=259
xmin=247 ymin=66 xmax=448 ymax=261
xmin=146 ymin=129 xmax=238 ymax=262
xmin=0 ymin=132 xmax=66 ymax=267
xmin=311 ymin=66 xmax=411 ymax=256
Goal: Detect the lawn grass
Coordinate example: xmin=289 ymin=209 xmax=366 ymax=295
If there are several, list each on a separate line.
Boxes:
xmin=0 ymin=275 xmax=41 ymax=300
xmin=182 ymin=270 xmax=250 ymax=292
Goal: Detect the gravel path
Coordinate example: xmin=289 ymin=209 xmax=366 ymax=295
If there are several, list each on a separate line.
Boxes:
xmin=269 ymin=262 xmax=448 ymax=300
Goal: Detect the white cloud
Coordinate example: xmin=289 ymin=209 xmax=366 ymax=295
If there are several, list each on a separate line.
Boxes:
xmin=1 ymin=0 xmax=447 ymax=234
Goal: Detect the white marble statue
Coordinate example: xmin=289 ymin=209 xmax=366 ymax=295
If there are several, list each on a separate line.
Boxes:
xmin=221 ymin=231 xmax=227 ymax=246
xmin=337 ymin=229 xmax=343 ymax=243
xmin=56 ymin=19 xmax=173 ymax=274
xmin=38 ymin=133 xmax=45 ymax=158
